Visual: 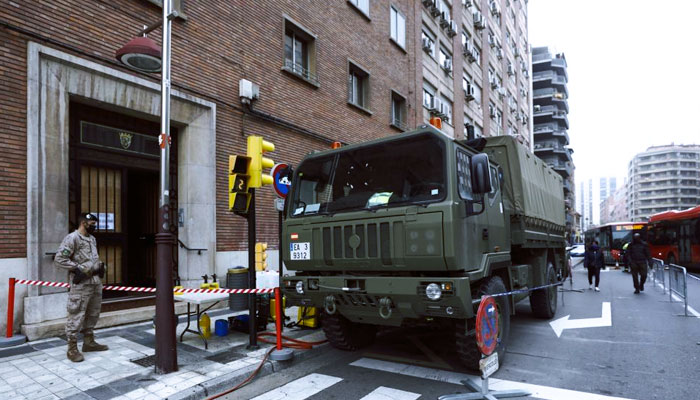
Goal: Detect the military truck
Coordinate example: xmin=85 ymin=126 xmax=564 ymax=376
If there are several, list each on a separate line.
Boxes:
xmin=281 ymin=125 xmax=566 ymax=369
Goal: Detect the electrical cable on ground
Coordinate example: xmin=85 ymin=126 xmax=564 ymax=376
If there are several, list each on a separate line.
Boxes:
xmin=204 ymin=330 xmax=327 ymax=399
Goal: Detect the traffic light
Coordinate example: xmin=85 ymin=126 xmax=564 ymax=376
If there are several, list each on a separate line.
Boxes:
xmin=255 ymin=242 xmax=268 ymax=271
xmin=228 ymin=155 xmax=251 ymax=213
xmin=247 ymin=135 xmax=275 ymax=188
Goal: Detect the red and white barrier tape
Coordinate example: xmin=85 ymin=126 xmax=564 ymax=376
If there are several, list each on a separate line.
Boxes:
xmin=14 ymin=279 xmax=275 ymax=294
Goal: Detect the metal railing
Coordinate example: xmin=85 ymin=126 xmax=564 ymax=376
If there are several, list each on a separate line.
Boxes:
xmin=668 ymin=263 xmax=688 ymax=317
xmin=651 ymin=258 xmax=665 ymax=293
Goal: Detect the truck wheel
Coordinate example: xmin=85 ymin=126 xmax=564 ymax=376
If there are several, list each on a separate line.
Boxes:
xmin=530 ymin=262 xmax=557 ymax=319
xmin=321 ymin=312 xmax=377 ymax=351
xmin=455 ymin=276 xmax=511 ymax=371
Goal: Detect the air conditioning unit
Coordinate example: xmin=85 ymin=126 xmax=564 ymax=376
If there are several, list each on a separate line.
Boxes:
xmin=507 ymin=63 xmax=515 ymax=76
xmin=513 ymin=47 xmax=521 ymax=58
xmin=441 ymin=58 xmax=453 ymax=73
xmin=489 ymin=0 xmax=500 ymax=16
xmin=515 ymin=113 xmax=522 ymax=121
xmin=462 ymin=0 xmax=473 ymax=8
xmin=473 ymin=11 xmax=486 ymax=30
xmin=440 ymin=11 xmax=450 ymax=28
xmin=471 ymin=48 xmax=480 ymax=62
xmin=533 ymin=104 xmax=541 ymax=112
xmin=490 ymin=76 xmax=499 ymax=89
xmin=522 ymin=115 xmax=528 ymax=125
xmin=429 ymin=97 xmax=443 ymax=114
xmin=439 ymin=103 xmax=451 ymax=120
xmin=422 ymin=37 xmax=433 ymax=53
xmin=464 ymin=84 xmax=475 ymax=101
xmin=447 ymin=21 xmax=458 ymax=37
xmin=422 ymin=0 xmax=434 ymax=7
xmin=465 ymin=45 xmax=477 ymax=63
xmin=430 ymin=2 xmax=441 ymax=17
xmin=489 ymin=105 xmax=497 ymax=118
xmin=496 ymin=47 xmax=504 ymax=59
xmin=497 ymin=87 xmax=506 ymax=99
xmin=463 ymin=41 xmax=472 ymax=56
xmin=523 ymin=69 xmax=530 ymax=78
xmin=488 ymin=34 xmax=496 ymax=48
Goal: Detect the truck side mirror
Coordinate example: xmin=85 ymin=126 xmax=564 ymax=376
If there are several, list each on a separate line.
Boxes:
xmin=471 ymin=153 xmax=492 ymax=194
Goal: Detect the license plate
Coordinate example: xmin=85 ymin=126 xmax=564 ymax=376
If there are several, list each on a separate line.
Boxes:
xmin=479 ymin=352 xmax=499 ymax=378
xmin=290 ymin=242 xmax=311 ymax=260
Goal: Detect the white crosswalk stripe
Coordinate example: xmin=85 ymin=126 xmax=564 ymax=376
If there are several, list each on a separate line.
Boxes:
xmin=250 ymin=373 xmax=342 ymax=400
xmin=359 ymin=386 xmax=421 ymax=400
xmin=350 ymin=358 xmax=635 ymax=400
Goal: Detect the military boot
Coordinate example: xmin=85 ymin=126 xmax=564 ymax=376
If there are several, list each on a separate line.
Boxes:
xmin=67 ymin=340 xmax=84 ymax=362
xmin=82 ymin=334 xmax=109 ymax=352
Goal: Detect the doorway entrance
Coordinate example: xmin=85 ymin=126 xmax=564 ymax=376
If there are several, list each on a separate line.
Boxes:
xmin=69 ymin=102 xmax=178 ymax=303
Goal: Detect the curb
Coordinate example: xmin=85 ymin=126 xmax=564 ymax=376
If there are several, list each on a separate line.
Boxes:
xmin=169 ymin=342 xmax=330 ymax=400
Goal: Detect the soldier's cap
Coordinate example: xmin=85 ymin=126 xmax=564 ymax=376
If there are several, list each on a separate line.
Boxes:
xmin=82 ymin=213 xmax=99 ymax=221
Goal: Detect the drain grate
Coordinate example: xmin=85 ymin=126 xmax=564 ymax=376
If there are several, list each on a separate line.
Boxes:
xmin=130 ymin=354 xmax=156 ymax=367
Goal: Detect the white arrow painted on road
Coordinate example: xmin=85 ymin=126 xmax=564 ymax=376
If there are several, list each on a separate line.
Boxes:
xmin=549 ymin=302 xmax=611 ymax=338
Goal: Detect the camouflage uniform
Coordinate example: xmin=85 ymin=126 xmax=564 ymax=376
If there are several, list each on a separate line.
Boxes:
xmin=54 ymin=230 xmax=103 ymax=343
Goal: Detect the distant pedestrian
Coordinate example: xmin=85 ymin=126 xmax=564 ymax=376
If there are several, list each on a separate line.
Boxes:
xmin=55 ymin=213 xmax=108 ymax=362
xmin=625 ymin=233 xmax=651 ymax=294
xmin=584 ymin=241 xmax=604 ymax=291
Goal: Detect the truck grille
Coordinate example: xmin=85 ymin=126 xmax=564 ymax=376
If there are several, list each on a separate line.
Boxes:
xmin=319 ymin=222 xmax=401 ymax=265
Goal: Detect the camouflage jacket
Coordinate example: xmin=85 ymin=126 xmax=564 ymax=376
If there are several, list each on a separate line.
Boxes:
xmin=55 ymin=230 xmax=102 ymax=285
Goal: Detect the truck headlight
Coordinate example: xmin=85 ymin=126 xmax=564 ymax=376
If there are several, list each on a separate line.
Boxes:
xmin=295 ymin=281 xmax=305 ymax=294
xmin=425 ymin=283 xmax=442 ymax=300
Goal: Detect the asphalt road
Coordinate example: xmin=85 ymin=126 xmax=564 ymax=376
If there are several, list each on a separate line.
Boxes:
xmin=220 ymin=264 xmax=700 ymax=400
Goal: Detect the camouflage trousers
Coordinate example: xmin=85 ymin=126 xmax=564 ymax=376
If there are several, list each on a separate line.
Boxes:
xmin=65 ymin=283 xmax=102 ymax=341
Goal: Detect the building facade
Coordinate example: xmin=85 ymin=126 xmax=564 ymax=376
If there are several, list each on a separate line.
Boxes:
xmin=531 ymin=47 xmax=575 ymax=240
xmin=0 ymin=0 xmax=531 ymax=338
xmin=600 ymin=185 xmax=627 ymax=225
xmin=627 ymin=144 xmax=700 ymax=221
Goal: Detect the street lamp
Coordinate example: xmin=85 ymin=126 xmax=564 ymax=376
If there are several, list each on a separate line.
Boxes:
xmin=116 ymin=1 xmax=178 ymax=374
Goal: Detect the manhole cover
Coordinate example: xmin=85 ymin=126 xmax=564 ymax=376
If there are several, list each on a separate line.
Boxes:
xmin=130 ymin=354 xmax=156 ymax=367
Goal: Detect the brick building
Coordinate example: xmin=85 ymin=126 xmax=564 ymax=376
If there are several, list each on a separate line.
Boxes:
xmin=0 ymin=0 xmax=530 ymax=338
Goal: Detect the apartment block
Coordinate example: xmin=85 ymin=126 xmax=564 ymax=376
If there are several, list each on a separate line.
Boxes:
xmin=418 ymin=0 xmax=532 ymax=145
xmin=627 ymin=144 xmax=700 ymax=221
xmin=531 ymin=46 xmax=575 ymax=239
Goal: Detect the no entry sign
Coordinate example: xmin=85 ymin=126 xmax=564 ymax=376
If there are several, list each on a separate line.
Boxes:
xmin=475 ymin=295 xmax=499 ymax=356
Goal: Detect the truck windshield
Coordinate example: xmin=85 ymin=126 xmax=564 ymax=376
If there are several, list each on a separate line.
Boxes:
xmin=290 ymin=133 xmax=446 ymax=217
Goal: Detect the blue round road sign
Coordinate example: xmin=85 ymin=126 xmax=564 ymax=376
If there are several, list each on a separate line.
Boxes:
xmin=475 ymin=295 xmax=499 ymax=356
xmin=272 ymin=163 xmax=291 ymax=198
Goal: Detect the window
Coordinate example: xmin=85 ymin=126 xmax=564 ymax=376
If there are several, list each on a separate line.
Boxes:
xmin=423 ymin=82 xmax=436 ymax=109
xmin=283 ymin=18 xmax=318 ymax=86
xmin=422 ymin=28 xmax=437 ymax=58
xmin=391 ymin=91 xmax=407 ymax=130
xmin=474 ymin=124 xmax=483 ymax=138
xmin=348 ymin=61 xmax=370 ymax=111
xmin=348 ymin=0 xmax=370 ymax=17
xmin=440 ymin=0 xmax=451 ymax=21
xmin=390 ymin=6 xmax=406 ymax=48
xmin=474 ymin=44 xmax=482 ymax=65
xmin=473 ymin=82 xmax=482 ymax=104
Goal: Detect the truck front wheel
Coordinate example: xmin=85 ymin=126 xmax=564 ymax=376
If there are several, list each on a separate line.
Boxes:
xmin=530 ymin=262 xmax=557 ymax=319
xmin=455 ymin=276 xmax=511 ymax=371
xmin=321 ymin=312 xmax=377 ymax=351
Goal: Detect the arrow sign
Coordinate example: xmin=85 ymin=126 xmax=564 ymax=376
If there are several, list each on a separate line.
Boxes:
xmin=549 ymin=302 xmax=611 ymax=338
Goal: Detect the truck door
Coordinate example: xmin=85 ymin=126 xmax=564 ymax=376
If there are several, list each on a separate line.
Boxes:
xmin=486 ymin=166 xmax=507 ymax=252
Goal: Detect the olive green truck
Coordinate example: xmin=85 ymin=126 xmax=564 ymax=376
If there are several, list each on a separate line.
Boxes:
xmin=281 ymin=125 xmax=566 ymax=369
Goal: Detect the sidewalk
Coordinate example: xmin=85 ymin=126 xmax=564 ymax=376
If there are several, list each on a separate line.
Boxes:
xmin=0 ymin=310 xmax=327 ymax=400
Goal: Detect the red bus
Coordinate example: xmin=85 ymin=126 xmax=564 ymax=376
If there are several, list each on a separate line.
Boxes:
xmin=648 ymin=205 xmax=700 ymax=269
xmin=584 ymin=222 xmax=647 ymax=265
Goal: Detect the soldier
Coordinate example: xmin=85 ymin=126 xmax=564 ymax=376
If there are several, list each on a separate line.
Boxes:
xmin=55 ymin=213 xmax=109 ymax=362
xmin=625 ymin=233 xmax=651 ymax=294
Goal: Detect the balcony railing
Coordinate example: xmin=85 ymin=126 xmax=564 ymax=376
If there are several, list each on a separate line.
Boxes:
xmin=283 ymin=59 xmax=319 ymax=86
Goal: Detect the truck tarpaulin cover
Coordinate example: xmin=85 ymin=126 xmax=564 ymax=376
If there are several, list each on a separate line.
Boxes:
xmin=482 ymin=136 xmax=565 ymax=227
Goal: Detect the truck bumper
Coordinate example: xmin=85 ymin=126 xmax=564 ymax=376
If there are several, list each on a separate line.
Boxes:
xmin=282 ymin=276 xmax=473 ymax=326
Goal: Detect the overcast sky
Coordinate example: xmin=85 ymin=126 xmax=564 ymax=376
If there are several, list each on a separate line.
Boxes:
xmin=528 ymin=0 xmax=700 ymax=188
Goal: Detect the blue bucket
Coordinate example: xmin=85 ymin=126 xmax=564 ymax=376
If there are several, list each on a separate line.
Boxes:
xmin=215 ymin=319 xmax=229 ymax=337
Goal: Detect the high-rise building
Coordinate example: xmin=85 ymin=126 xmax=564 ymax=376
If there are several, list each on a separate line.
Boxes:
xmin=531 ymin=46 xmax=575 ymax=239
xmin=419 ymin=0 xmax=531 ymax=144
xmin=600 ymin=185 xmax=627 ymax=225
xmin=627 ymin=144 xmax=700 ymax=221
xmin=600 ymin=177 xmax=607 ymax=203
